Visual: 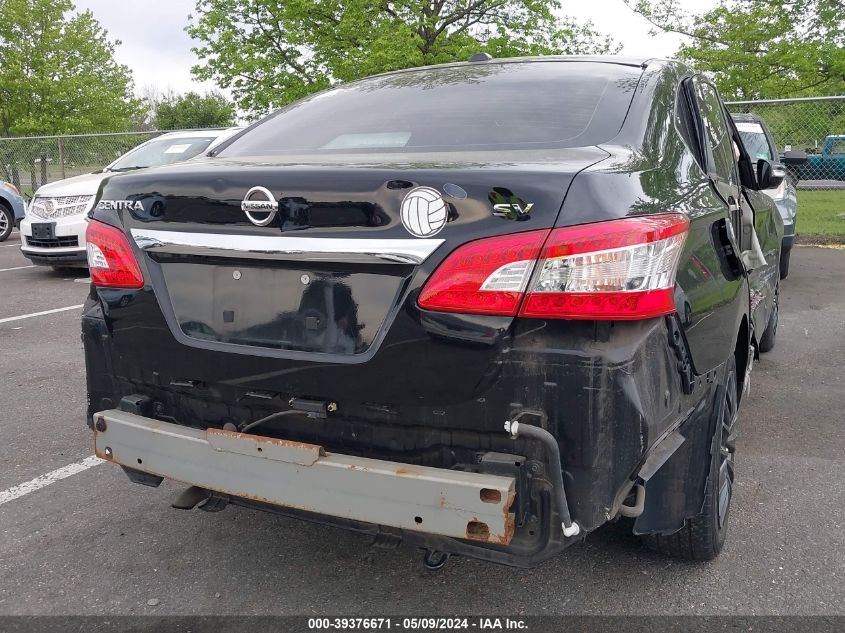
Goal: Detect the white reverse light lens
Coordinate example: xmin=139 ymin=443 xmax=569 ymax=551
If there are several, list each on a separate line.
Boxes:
xmin=480 ymin=259 xmax=535 ymax=292
xmin=87 ymin=243 xmax=109 ymax=269
xmin=530 ymin=234 xmax=686 ymax=294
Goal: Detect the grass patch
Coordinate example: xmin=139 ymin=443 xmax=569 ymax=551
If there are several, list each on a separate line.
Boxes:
xmin=797 ymin=190 xmax=845 ymax=237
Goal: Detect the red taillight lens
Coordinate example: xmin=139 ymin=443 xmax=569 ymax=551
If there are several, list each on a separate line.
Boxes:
xmin=418 ymin=229 xmax=549 ymax=316
xmin=418 ymin=214 xmax=689 ymax=320
xmin=85 ymin=220 xmax=144 ymax=289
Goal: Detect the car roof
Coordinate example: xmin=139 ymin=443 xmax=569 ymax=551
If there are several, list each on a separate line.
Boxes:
xmin=485 ymin=55 xmax=655 ymax=67
xmin=356 ymin=55 xmax=660 ymax=84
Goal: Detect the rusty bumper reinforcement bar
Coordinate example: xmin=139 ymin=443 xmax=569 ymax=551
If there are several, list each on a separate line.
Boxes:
xmin=92 ymin=409 xmax=516 ymax=545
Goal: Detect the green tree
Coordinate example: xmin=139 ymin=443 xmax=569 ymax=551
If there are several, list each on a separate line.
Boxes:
xmin=154 ymin=91 xmax=236 ymax=129
xmin=0 ymin=0 xmax=142 ymax=136
xmin=626 ymin=0 xmax=845 ymax=99
xmin=188 ymin=0 xmax=617 ymax=117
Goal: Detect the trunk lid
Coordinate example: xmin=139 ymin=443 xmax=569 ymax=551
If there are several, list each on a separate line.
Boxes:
xmin=96 ymin=150 xmax=606 ymax=404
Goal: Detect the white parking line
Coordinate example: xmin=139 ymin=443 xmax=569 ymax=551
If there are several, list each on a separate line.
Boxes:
xmin=0 ymin=304 xmax=84 ymax=324
xmin=0 ymin=456 xmax=104 ymax=506
xmin=0 ymin=265 xmax=35 ymax=272
xmin=0 ymin=242 xmax=22 ymax=248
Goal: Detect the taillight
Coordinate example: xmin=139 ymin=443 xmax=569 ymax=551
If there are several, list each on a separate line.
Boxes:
xmin=85 ymin=220 xmax=144 ymax=289
xmin=418 ymin=214 xmax=689 ymax=320
xmin=417 ymin=229 xmax=549 ymax=316
xmin=521 ymin=214 xmax=689 ymax=319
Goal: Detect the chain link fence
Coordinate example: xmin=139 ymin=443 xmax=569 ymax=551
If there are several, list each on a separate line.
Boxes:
xmin=1 ymin=98 xmax=842 ymax=236
xmin=2 ymin=103 xmax=842 ymax=194
xmin=726 ymin=95 xmax=845 ymax=190
xmin=0 ymin=130 xmax=187 ymax=196
xmin=726 ymin=95 xmax=845 ymax=238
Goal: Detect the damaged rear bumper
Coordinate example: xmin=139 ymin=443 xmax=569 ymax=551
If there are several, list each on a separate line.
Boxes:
xmin=92 ymin=409 xmax=517 ymax=545
xmin=84 ymin=310 xmax=724 ymax=567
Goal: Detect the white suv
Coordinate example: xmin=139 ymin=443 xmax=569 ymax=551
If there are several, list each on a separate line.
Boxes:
xmin=20 ymin=128 xmax=240 ymax=269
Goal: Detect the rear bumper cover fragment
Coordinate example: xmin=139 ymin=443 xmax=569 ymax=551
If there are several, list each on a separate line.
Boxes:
xmin=93 ymin=409 xmax=516 ymax=544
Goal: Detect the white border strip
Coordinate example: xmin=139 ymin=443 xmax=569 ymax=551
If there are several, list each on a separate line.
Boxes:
xmin=0 ymin=304 xmax=83 ymax=325
xmin=0 ymin=456 xmax=103 ymax=506
xmin=0 ymin=265 xmax=35 ymax=272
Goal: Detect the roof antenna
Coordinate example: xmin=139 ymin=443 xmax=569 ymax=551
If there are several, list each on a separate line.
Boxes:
xmin=468 ymin=52 xmax=493 ymax=62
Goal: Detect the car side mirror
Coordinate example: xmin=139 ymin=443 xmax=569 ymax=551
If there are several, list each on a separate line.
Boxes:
xmin=757 ymin=159 xmax=785 ymax=190
xmin=781 ymin=150 xmax=808 ymax=166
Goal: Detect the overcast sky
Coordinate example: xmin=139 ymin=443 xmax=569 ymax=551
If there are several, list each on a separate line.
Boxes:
xmin=72 ymin=0 xmax=714 ymax=97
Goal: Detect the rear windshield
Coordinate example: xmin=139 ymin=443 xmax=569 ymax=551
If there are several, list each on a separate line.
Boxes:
xmin=217 ymin=61 xmax=641 ymax=156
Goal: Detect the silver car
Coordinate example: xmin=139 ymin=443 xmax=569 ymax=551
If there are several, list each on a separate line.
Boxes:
xmin=732 ymin=112 xmax=807 ymax=279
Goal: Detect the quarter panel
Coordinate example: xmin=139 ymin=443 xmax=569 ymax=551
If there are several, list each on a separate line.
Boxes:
xmin=563 ymin=62 xmax=748 ymax=374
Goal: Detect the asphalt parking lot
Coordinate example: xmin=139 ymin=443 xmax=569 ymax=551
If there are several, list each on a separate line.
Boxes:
xmin=1 ymin=232 xmax=843 ymax=616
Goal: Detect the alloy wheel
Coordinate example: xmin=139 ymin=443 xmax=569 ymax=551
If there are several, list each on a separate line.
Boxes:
xmin=718 ymin=368 xmax=739 ymax=528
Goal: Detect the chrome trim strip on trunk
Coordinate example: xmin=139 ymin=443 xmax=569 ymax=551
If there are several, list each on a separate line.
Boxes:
xmin=130 ymin=229 xmax=444 ymax=264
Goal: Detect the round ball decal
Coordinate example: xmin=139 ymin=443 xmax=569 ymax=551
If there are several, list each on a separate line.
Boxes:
xmin=400 ymin=187 xmax=448 ymax=238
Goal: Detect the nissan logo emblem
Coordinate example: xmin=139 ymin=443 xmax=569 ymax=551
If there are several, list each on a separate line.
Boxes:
xmin=241 ymin=186 xmax=279 ymax=226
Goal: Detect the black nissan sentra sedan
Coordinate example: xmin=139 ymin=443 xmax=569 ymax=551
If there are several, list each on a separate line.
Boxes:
xmin=82 ymin=56 xmax=783 ymax=568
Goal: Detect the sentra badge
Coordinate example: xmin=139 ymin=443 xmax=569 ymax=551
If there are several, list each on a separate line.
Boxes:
xmin=96 ymin=200 xmax=144 ymax=211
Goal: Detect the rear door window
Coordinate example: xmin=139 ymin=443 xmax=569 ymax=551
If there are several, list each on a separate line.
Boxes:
xmin=675 ymin=80 xmax=705 ymax=168
xmin=693 ymin=78 xmax=739 ymax=201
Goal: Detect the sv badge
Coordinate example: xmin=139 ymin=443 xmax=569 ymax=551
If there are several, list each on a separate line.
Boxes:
xmin=492 ymin=202 xmax=534 ymax=217
xmin=489 ymin=187 xmax=534 ymax=221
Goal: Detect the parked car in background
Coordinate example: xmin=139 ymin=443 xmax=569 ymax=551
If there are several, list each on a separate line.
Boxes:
xmin=84 ymin=56 xmax=783 ymax=568
xmin=732 ymin=113 xmax=807 ymax=278
xmin=0 ymin=180 xmax=26 ymax=242
xmin=796 ymin=134 xmax=845 ymax=182
xmin=19 ymin=128 xmax=241 ymax=269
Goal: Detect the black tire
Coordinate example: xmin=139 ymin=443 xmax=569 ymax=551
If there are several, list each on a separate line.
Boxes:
xmin=642 ymin=355 xmax=738 ymax=560
xmin=0 ymin=203 xmax=13 ymax=242
xmin=779 ymin=247 xmax=790 ymax=280
xmin=758 ymin=283 xmax=779 ymax=353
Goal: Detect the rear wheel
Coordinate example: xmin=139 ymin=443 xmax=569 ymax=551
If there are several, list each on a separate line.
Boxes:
xmin=758 ymin=283 xmax=779 ymax=353
xmin=642 ymin=355 xmax=738 ymax=560
xmin=0 ymin=203 xmax=13 ymax=241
